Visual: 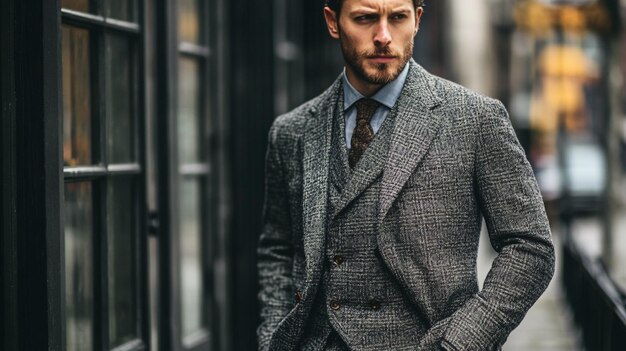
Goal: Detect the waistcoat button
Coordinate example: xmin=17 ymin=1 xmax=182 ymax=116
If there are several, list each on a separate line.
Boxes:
xmin=329 ymin=300 xmax=341 ymax=310
xmin=368 ymin=299 xmax=381 ymax=310
xmin=333 ymin=255 xmax=344 ymax=266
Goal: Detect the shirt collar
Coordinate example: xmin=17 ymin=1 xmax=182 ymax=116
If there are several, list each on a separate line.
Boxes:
xmin=342 ymin=62 xmax=410 ymax=111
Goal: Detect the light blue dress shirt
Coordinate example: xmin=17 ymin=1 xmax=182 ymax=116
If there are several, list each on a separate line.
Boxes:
xmin=342 ymin=63 xmax=410 ymax=149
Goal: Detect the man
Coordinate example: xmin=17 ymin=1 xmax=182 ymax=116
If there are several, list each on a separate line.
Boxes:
xmin=257 ymin=0 xmax=555 ymax=350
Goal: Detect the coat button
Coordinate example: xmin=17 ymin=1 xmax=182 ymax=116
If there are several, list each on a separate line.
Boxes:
xmin=329 ymin=299 xmax=341 ymax=310
xmin=294 ymin=290 xmax=304 ymax=304
xmin=333 ymin=255 xmax=344 ymax=266
xmin=368 ymin=299 xmax=381 ymax=310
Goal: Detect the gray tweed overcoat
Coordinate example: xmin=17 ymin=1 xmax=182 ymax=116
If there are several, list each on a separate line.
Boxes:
xmin=257 ymin=59 xmax=555 ymax=351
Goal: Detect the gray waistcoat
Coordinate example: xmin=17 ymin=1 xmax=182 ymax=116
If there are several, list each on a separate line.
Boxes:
xmin=298 ymin=97 xmax=425 ymax=350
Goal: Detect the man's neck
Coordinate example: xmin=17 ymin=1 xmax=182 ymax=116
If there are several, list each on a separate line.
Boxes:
xmin=344 ymin=69 xmax=383 ymax=97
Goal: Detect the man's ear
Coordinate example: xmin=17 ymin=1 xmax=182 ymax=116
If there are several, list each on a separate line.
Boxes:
xmin=414 ymin=7 xmax=424 ymax=35
xmin=324 ymin=7 xmax=340 ymax=39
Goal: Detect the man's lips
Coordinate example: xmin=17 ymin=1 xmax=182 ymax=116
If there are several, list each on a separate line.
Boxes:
xmin=367 ymin=56 xmax=397 ymax=63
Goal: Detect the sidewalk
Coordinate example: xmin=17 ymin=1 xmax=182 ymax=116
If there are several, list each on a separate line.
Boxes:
xmin=477 ymin=225 xmax=583 ymax=350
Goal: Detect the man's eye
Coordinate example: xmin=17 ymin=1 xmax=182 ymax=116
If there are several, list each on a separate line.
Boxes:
xmin=390 ymin=14 xmax=407 ymax=20
xmin=355 ymin=15 xmax=375 ymax=22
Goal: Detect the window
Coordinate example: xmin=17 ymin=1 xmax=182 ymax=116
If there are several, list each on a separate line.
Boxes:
xmin=174 ymin=0 xmax=215 ymax=348
xmin=7 ymin=0 xmax=227 ymax=349
xmin=61 ymin=1 xmax=147 ymax=350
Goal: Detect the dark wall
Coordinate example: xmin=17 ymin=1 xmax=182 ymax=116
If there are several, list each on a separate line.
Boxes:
xmin=0 ymin=0 xmax=16 ymax=349
xmin=1 ymin=0 xmax=63 ymax=349
xmin=302 ymin=3 xmax=345 ymax=101
xmin=228 ymin=2 xmax=276 ymax=350
xmin=413 ymin=0 xmax=451 ymax=79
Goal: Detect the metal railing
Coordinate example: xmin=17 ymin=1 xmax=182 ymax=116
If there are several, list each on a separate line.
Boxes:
xmin=561 ymin=223 xmax=626 ymax=351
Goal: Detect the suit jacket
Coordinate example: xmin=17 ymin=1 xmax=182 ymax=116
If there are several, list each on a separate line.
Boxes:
xmin=257 ymin=59 xmax=555 ymax=351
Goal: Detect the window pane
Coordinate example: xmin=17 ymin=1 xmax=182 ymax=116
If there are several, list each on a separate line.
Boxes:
xmin=62 ymin=26 xmax=92 ymax=166
xmin=179 ymin=178 xmax=205 ymax=336
xmin=62 ymin=0 xmax=91 ymax=12
xmin=177 ymin=57 xmax=202 ymax=164
xmin=106 ymin=35 xmax=135 ymax=163
xmin=106 ymin=0 xmax=137 ymax=22
xmin=178 ymin=0 xmax=201 ymax=44
xmin=107 ymin=178 xmax=138 ymax=347
xmin=64 ymin=182 xmax=94 ymax=351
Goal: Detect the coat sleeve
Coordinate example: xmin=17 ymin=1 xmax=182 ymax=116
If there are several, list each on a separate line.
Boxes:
xmin=440 ymin=100 xmax=555 ymax=351
xmin=257 ymin=123 xmax=295 ymax=351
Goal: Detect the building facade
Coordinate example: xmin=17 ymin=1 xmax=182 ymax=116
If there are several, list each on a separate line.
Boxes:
xmin=0 ymin=1 xmax=450 ymax=351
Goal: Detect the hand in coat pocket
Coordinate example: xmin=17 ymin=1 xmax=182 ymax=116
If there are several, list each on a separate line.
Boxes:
xmin=416 ymin=316 xmax=451 ymax=350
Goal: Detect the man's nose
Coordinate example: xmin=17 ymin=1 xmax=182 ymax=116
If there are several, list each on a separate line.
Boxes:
xmin=373 ymin=20 xmax=392 ymax=47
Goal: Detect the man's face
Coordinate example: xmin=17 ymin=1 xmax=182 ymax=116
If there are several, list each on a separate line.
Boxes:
xmin=324 ymin=0 xmax=423 ymax=93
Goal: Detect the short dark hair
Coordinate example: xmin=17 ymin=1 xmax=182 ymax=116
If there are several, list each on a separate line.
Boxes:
xmin=325 ymin=0 xmax=424 ymax=14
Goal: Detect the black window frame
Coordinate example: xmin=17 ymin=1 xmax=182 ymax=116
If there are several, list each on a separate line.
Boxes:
xmin=60 ymin=1 xmax=150 ymax=351
xmin=156 ymin=0 xmax=224 ymax=350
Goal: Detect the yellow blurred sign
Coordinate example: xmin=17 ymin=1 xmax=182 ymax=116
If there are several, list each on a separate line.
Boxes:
xmin=514 ymin=0 xmax=612 ymax=36
xmin=531 ymin=45 xmax=599 ymax=133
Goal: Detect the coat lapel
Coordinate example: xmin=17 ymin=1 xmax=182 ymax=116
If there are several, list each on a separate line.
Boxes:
xmin=328 ymin=91 xmax=350 ymax=196
xmin=302 ymin=78 xmax=341 ymax=285
xmin=378 ymin=60 xmax=444 ymax=222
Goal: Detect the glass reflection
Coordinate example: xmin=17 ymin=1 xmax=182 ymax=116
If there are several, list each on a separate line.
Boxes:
xmin=64 ymin=182 xmax=94 ymax=351
xmin=106 ymin=35 xmax=135 ymax=163
xmin=107 ymin=178 xmax=138 ymax=347
xmin=179 ymin=178 xmax=204 ymax=336
xmin=62 ymin=25 xmax=92 ymax=166
xmin=178 ymin=0 xmax=200 ymax=44
xmin=177 ymin=57 xmax=202 ymax=164
xmin=62 ymin=0 xmax=90 ymax=12
xmin=106 ymin=0 xmax=136 ymax=21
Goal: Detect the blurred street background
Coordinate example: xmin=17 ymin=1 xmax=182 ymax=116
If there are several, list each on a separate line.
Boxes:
xmin=2 ymin=0 xmax=626 ymax=350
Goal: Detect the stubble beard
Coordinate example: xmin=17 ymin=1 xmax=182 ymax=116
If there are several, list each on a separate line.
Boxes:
xmin=340 ymin=31 xmax=414 ymax=86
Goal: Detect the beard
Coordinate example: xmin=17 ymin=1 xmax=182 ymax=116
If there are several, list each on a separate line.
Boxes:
xmin=340 ymin=30 xmax=414 ymax=86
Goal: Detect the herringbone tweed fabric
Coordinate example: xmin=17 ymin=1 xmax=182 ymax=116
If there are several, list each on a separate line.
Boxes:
xmin=257 ymin=59 xmax=555 ymax=351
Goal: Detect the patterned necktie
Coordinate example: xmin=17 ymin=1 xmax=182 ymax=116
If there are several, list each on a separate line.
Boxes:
xmin=349 ymin=98 xmax=380 ymax=168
